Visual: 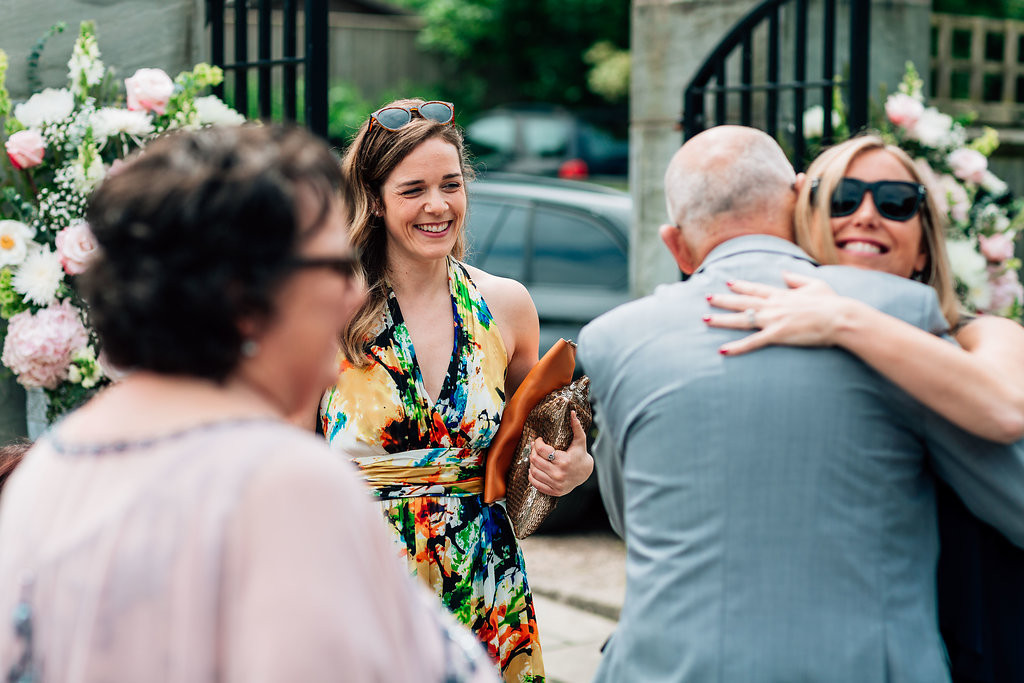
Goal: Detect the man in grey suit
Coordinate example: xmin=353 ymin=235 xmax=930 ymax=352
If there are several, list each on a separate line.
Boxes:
xmin=579 ymin=125 xmax=1024 ymax=682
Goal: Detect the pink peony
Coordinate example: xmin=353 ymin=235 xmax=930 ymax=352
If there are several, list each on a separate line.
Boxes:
xmin=55 ymin=220 xmax=99 ymax=275
xmin=1 ymin=300 xmax=89 ymax=389
xmin=988 ymin=268 xmax=1024 ymax=312
xmin=885 ymin=93 xmax=924 ymax=130
xmin=125 ymin=68 xmax=174 ymax=115
xmin=978 ymin=232 xmax=1016 ymax=263
xmin=5 ymin=129 xmax=46 ymax=170
xmin=947 ymin=148 xmax=988 ymax=185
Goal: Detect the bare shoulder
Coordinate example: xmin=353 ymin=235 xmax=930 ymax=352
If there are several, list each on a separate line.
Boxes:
xmin=463 ymin=263 xmax=538 ymax=325
xmin=956 ymin=314 xmax=1024 ymax=353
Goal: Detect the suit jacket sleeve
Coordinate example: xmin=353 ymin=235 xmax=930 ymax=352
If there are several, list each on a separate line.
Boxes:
xmin=579 ymin=323 xmax=627 ymax=539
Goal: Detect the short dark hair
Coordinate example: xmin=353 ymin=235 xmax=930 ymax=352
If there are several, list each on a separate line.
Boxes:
xmin=0 ymin=439 xmax=30 ymax=493
xmin=81 ymin=124 xmax=343 ymax=381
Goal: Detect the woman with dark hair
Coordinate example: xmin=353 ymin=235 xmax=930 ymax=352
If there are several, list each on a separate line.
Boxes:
xmin=705 ymin=134 xmax=1024 ymax=683
xmin=319 ymin=99 xmax=593 ymax=682
xmin=0 ymin=124 xmax=495 ymax=682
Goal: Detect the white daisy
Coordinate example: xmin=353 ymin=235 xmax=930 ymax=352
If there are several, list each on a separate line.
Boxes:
xmin=90 ymin=107 xmax=154 ymax=141
xmin=0 ymin=221 xmax=37 ymax=268
xmin=13 ymin=246 xmax=64 ymax=306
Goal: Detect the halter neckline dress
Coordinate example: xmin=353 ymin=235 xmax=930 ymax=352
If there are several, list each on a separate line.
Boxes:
xmin=320 ymin=257 xmax=544 ymax=682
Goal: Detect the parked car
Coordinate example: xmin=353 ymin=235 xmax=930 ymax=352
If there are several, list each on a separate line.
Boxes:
xmin=465 ymin=105 xmax=629 ymax=180
xmin=465 ymin=173 xmax=633 ymax=531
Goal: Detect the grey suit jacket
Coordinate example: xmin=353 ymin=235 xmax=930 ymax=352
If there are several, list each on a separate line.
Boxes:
xmin=579 ymin=235 xmax=1024 ymax=683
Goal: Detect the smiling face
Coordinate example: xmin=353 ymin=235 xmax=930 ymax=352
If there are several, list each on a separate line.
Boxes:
xmin=379 ymin=136 xmax=466 ymax=266
xmin=831 ymin=148 xmax=928 ymax=278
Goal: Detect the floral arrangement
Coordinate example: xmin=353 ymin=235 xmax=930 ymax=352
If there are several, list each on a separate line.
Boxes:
xmin=0 ymin=21 xmax=246 ymax=420
xmin=805 ymin=63 xmax=1024 ymax=322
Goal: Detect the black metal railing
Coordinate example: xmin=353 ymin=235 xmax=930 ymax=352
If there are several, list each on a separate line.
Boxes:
xmin=682 ymin=0 xmax=871 ymax=167
xmin=207 ymin=0 xmax=328 ymax=138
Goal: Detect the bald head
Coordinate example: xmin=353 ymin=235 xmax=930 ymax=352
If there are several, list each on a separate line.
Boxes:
xmin=664 ymin=126 xmax=796 ymax=247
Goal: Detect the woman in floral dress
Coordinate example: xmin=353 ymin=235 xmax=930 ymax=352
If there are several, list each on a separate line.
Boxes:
xmin=319 ymin=99 xmax=593 ymax=683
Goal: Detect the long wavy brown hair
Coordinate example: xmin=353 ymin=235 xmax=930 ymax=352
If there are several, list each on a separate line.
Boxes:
xmin=795 ymin=134 xmax=960 ymax=327
xmin=339 ymin=98 xmax=471 ymax=366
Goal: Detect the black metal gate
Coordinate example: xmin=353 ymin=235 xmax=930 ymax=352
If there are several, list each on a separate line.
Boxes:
xmin=206 ymin=0 xmax=329 ymax=138
xmin=682 ymin=0 xmax=871 ymax=167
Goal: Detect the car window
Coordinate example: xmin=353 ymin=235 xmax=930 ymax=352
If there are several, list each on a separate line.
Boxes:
xmin=531 ymin=207 xmax=627 ymax=289
xmin=466 ymin=115 xmax=516 ymax=156
xmin=522 ymin=117 xmax=572 ymax=158
xmin=466 ymin=198 xmax=529 ymax=280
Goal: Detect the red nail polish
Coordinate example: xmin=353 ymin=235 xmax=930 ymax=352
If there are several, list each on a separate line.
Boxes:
xmin=719 ymin=348 xmax=728 ymax=355
xmin=702 ymin=315 xmax=711 ymax=322
xmin=706 ymin=294 xmax=713 ymax=301
xmin=726 ymin=280 xmax=735 ymax=287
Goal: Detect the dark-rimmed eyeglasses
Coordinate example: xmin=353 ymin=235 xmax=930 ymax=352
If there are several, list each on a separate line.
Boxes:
xmin=812 ymin=178 xmax=927 ymax=222
xmin=369 ymin=101 xmax=455 ymax=132
xmin=289 ymin=252 xmax=361 ymax=279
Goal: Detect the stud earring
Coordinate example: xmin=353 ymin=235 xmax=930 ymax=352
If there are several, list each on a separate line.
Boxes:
xmin=240 ymin=339 xmax=260 ymax=358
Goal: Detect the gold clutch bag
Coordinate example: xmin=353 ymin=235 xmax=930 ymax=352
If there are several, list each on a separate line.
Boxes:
xmin=505 ymin=376 xmax=592 ymax=538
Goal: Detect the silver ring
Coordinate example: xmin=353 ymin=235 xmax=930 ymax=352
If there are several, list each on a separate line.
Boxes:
xmin=547 ymin=450 xmax=556 ymax=462
xmin=745 ymin=308 xmax=758 ymax=328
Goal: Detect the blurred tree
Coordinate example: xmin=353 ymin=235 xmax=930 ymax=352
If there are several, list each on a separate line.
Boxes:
xmin=389 ymin=0 xmax=629 ymax=114
xmin=932 ymin=0 xmax=1023 ymax=18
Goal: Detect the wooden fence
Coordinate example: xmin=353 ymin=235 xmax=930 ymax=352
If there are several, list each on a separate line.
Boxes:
xmin=931 ymin=12 xmax=1024 ymax=126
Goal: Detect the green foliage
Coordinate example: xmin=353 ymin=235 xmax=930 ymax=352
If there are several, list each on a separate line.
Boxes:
xmin=933 ymin=0 xmax=1023 ymax=19
xmin=45 ymin=380 xmax=98 ymax=422
xmin=0 ymin=269 xmax=29 ymax=320
xmin=389 ymin=0 xmax=629 ymax=111
xmin=584 ymin=41 xmax=630 ymax=102
xmin=26 ymin=23 xmax=67 ymax=94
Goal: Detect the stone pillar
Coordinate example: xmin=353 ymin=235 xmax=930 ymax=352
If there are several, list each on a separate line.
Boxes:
xmin=630 ymin=0 xmax=932 ymax=296
xmin=0 ymin=0 xmax=201 ymax=100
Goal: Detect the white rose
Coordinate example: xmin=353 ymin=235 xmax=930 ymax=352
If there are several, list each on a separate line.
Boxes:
xmin=802 ymin=105 xmax=841 ymax=139
xmin=194 ymin=96 xmax=246 ymax=126
xmin=906 ymin=107 xmax=954 ymax=148
xmin=0 ymin=220 xmax=36 ymax=267
xmin=90 ymin=107 xmax=154 ymax=140
xmin=946 ymin=239 xmax=993 ymax=310
xmin=12 ymin=245 xmax=64 ymax=306
xmin=13 ymin=88 xmax=75 ymax=128
xmin=980 ymin=170 xmax=1008 ymax=196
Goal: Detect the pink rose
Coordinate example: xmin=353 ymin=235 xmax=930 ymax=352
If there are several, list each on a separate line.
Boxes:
xmin=55 ymin=221 xmax=99 ymax=275
xmin=1 ymin=300 xmax=89 ymax=389
xmin=125 ymin=68 xmax=174 ymax=115
xmin=988 ymin=268 xmax=1024 ymax=312
xmin=978 ymin=233 xmax=1016 ymax=263
xmin=5 ymin=129 xmax=46 ymax=170
xmin=885 ymin=93 xmax=924 ymax=130
xmin=947 ymin=148 xmax=988 ymax=185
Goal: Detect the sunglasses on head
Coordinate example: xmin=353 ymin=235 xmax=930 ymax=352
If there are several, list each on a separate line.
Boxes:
xmin=289 ymin=250 xmax=361 ymax=279
xmin=812 ymin=177 xmax=927 ymax=222
xmin=369 ymin=101 xmax=455 ymax=132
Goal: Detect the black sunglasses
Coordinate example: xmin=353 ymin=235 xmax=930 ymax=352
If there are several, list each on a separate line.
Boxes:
xmin=289 ymin=252 xmax=361 ymax=279
xmin=812 ymin=178 xmax=927 ymax=222
xmin=369 ymin=101 xmax=455 ymax=132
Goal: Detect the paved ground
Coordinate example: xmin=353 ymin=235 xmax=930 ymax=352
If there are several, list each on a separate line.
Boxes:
xmin=519 ymin=529 xmax=626 ymax=683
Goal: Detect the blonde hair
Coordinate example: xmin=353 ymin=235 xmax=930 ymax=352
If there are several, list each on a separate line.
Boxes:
xmin=338 ymin=99 xmax=471 ymax=367
xmin=795 ymin=134 xmax=961 ymax=327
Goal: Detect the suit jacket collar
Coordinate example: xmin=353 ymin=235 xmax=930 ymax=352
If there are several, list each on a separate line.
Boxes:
xmin=694 ymin=234 xmax=819 ymax=275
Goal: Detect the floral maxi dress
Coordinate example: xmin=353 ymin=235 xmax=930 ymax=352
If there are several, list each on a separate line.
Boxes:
xmin=320 ymin=257 xmax=544 ymax=683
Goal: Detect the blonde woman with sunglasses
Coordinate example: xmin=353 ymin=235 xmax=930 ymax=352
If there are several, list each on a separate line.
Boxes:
xmin=705 ymin=134 xmax=1024 ymax=682
xmin=318 ymin=99 xmax=593 ymax=683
